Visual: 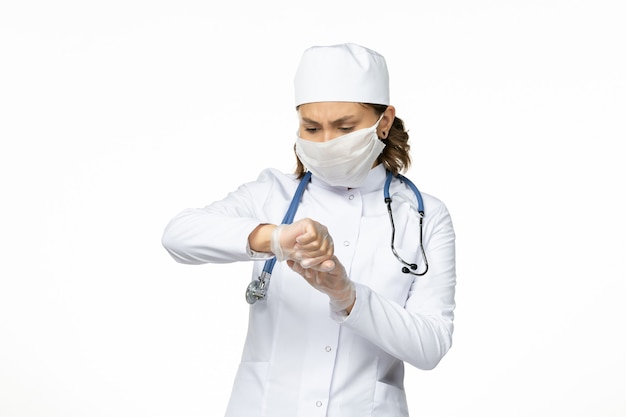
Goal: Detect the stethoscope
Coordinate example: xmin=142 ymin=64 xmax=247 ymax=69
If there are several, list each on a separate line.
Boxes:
xmin=245 ymin=171 xmax=429 ymax=304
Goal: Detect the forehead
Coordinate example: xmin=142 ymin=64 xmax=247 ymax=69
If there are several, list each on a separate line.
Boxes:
xmin=297 ymin=102 xmax=374 ymax=121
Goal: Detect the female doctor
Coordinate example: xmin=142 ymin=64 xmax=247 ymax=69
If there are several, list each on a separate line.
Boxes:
xmin=162 ymin=43 xmax=456 ymax=417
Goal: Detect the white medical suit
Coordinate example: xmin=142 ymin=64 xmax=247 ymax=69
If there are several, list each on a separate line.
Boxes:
xmin=162 ymin=164 xmax=456 ymax=417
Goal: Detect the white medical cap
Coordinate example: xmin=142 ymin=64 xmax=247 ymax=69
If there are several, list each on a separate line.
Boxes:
xmin=294 ymin=43 xmax=390 ymax=107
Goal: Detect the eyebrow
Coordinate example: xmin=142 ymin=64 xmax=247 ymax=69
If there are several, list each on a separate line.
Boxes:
xmin=301 ymin=115 xmax=358 ymax=125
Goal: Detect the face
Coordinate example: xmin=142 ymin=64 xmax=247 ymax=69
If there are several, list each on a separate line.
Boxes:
xmin=297 ymin=102 xmax=394 ymax=142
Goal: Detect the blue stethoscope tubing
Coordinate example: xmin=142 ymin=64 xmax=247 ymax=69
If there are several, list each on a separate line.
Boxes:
xmin=246 ymin=171 xmax=312 ymax=304
xmin=245 ymin=170 xmax=428 ymax=304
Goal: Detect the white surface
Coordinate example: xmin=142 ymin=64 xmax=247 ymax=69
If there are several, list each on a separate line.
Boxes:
xmin=1 ymin=1 xmax=624 ymax=416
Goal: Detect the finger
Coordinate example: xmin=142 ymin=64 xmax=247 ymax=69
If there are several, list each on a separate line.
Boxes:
xmin=313 ymin=256 xmax=343 ymax=274
xmin=294 ymin=248 xmax=333 ymax=263
xmin=297 ymin=250 xmax=336 ymax=268
xmin=288 ymin=259 xmax=305 ymax=275
xmin=295 ymin=235 xmax=333 ymax=257
xmin=294 ymin=234 xmax=332 ymax=254
xmin=294 ymin=230 xmax=318 ymax=245
xmin=288 ymin=259 xmax=320 ymax=276
xmin=295 ymin=235 xmax=333 ymax=252
xmin=288 ymin=260 xmax=317 ymax=282
xmin=295 ymin=222 xmax=327 ymax=244
xmin=309 ymin=258 xmax=336 ymax=272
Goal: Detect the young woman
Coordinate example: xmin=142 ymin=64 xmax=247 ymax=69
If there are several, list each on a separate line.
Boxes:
xmin=162 ymin=43 xmax=456 ymax=417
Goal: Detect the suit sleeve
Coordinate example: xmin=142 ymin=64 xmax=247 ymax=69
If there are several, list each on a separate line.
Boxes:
xmin=339 ymin=201 xmax=456 ymax=370
xmin=161 ymin=170 xmax=282 ymax=264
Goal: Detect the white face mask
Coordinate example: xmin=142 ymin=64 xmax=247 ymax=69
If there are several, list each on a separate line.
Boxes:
xmin=295 ymin=115 xmax=386 ymax=188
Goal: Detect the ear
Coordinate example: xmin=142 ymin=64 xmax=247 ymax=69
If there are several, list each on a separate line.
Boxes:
xmin=378 ymin=105 xmax=396 ymax=139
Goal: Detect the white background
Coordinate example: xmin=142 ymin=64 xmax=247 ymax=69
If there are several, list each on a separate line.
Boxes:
xmin=1 ymin=1 xmax=625 ymax=416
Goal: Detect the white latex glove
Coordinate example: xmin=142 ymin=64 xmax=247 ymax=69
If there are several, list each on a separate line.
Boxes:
xmin=288 ymin=256 xmax=356 ymax=314
xmin=270 ymin=218 xmax=334 ymax=270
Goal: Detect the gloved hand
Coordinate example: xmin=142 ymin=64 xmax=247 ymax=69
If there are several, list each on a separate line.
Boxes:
xmin=270 ymin=218 xmax=334 ymax=271
xmin=288 ymin=256 xmax=356 ymax=314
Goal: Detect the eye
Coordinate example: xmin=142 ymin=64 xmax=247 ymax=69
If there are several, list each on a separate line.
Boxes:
xmin=339 ymin=126 xmax=354 ymax=132
xmin=304 ymin=127 xmax=319 ymax=132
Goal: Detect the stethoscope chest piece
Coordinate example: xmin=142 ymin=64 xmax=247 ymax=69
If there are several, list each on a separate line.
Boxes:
xmin=246 ymin=271 xmax=270 ymax=304
xmin=246 ymin=281 xmax=262 ymax=304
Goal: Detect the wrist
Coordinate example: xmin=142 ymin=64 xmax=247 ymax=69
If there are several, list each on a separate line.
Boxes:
xmin=248 ymin=224 xmax=277 ymax=253
xmin=270 ymin=225 xmax=287 ymax=261
xmin=329 ymin=281 xmax=356 ymax=314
